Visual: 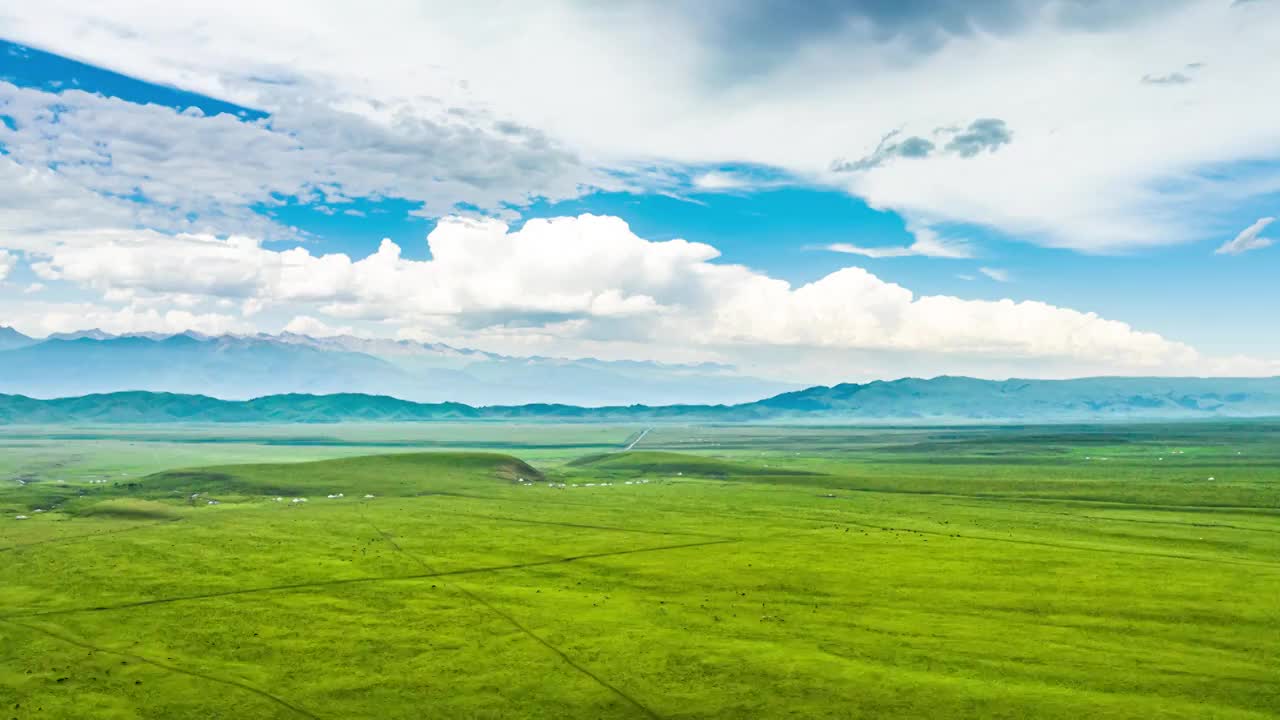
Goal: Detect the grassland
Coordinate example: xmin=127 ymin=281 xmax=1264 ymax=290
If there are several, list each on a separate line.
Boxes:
xmin=2 ymin=422 xmax=1278 ymax=718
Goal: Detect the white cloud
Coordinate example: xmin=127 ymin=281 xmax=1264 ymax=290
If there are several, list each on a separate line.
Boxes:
xmin=1215 ymin=217 xmax=1274 ymax=255
xmin=15 ymin=213 xmax=1256 ymax=378
xmin=691 ymin=171 xmax=773 ymax=192
xmin=979 ymin=267 xmax=1011 ymax=282
xmin=0 ymin=4 xmax=1276 ymax=378
xmin=692 ymin=172 xmax=745 ymax=191
xmin=826 ymin=227 xmax=971 ymax=259
xmin=0 ymin=250 xmax=15 ymax=281
xmin=3 ymin=301 xmax=252 ymax=338
xmin=2 ymin=1 xmax=1278 ymax=252
xmin=0 ymin=80 xmax=600 ymax=241
xmin=283 ymin=315 xmax=353 ymax=338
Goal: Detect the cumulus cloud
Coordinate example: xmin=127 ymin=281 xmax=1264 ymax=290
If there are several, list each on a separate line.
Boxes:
xmin=4 ymin=300 xmax=252 ymax=337
xmin=17 ymin=214 xmax=1222 ymax=374
xmin=283 ymin=315 xmax=354 ymax=337
xmin=1215 ymin=217 xmax=1275 ymax=255
xmin=0 ymin=249 xmax=15 ymax=281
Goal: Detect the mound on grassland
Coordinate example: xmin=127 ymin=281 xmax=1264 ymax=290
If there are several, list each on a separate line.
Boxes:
xmin=140 ymin=452 xmax=544 ymax=498
xmin=74 ymin=498 xmax=183 ymax=521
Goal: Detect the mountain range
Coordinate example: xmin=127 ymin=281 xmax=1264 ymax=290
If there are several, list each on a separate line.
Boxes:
xmin=0 ymin=327 xmax=795 ymax=406
xmin=2 ymin=327 xmax=1278 ymax=423
xmin=2 ymin=376 xmax=1279 ymax=424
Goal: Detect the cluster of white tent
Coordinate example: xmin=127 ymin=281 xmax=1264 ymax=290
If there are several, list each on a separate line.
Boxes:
xmin=269 ymin=494 xmax=375 ymax=504
xmin=1083 ymin=450 xmax=1225 ymax=482
xmin=516 ymin=477 xmax=651 ymax=487
xmin=557 ymin=479 xmax=652 ymax=489
xmin=517 ymin=477 xmax=659 ymax=488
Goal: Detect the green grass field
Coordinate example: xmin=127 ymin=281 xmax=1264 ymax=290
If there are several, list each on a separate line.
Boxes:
xmin=2 ymin=422 xmax=1278 ymax=718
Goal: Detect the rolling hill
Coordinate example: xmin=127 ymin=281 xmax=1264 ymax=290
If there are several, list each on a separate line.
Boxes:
xmin=1 ymin=375 xmax=1279 ymax=424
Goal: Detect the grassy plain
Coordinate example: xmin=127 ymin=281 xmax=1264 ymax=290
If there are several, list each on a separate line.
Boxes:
xmin=1 ymin=422 xmax=1278 ymax=718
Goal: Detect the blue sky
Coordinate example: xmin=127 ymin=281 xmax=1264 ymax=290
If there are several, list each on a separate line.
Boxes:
xmin=0 ymin=2 xmax=1278 ymax=381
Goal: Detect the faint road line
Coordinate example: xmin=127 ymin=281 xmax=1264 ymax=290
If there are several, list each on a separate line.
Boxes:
xmin=622 ymin=427 xmax=652 ymax=452
xmin=362 ymin=510 xmax=663 ymax=719
xmin=0 ymin=520 xmax=181 ymax=554
xmin=0 ymin=617 xmax=321 ymax=719
xmin=3 ymin=538 xmax=738 ymax=620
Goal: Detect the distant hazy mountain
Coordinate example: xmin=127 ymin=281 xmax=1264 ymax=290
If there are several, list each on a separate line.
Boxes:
xmin=0 ymin=330 xmax=794 ymax=406
xmin=0 ymin=326 xmax=35 ymax=351
xmin=751 ymin=376 xmax=1280 ymax=420
xmin=2 ymin=376 xmax=1279 ymax=424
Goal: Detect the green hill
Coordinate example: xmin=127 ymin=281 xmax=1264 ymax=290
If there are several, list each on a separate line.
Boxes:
xmin=3 ymin=375 xmax=1280 ymax=424
xmin=138 ymin=452 xmax=544 ymax=498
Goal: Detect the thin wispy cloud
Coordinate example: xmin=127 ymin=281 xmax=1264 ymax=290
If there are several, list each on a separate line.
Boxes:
xmin=826 ymin=238 xmax=971 ymax=260
xmin=1216 ymin=217 xmax=1275 ymax=255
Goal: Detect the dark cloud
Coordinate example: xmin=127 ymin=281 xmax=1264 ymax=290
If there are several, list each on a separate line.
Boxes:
xmin=942 ymin=118 xmax=1012 ymax=157
xmin=832 ymin=130 xmax=936 ymax=171
xmin=835 ymin=118 xmax=1012 ymax=172
xmin=1141 ymin=62 xmax=1204 ymax=86
xmin=1141 ymin=72 xmax=1192 ymax=85
xmin=598 ymin=1 xmax=1190 ymax=78
xmin=1048 ymin=0 xmax=1187 ymax=30
xmin=896 ymin=136 xmax=936 ymax=157
xmin=711 ymin=0 xmax=1034 ymax=54
xmin=709 ymin=0 xmax=1181 ymax=49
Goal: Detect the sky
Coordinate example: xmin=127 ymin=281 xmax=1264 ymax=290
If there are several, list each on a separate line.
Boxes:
xmin=0 ymin=0 xmax=1278 ymax=384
